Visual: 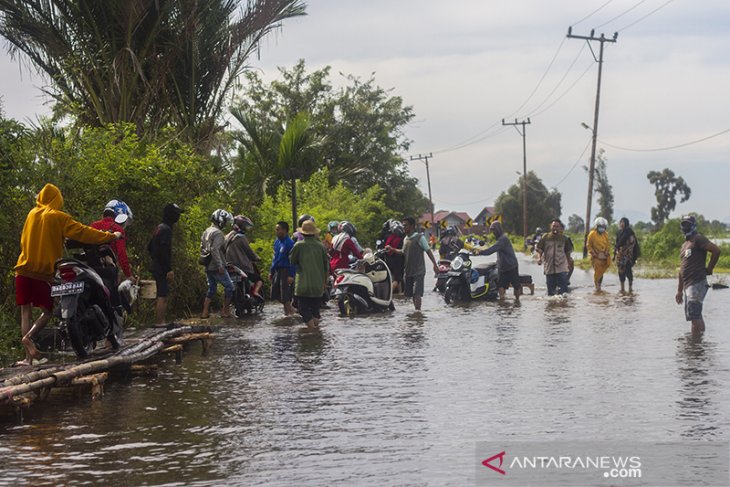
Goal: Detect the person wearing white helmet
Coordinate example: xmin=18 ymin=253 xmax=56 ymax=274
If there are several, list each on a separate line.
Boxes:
xmin=586 ymin=216 xmax=612 ymax=291
xmin=200 ymin=209 xmax=234 ymax=318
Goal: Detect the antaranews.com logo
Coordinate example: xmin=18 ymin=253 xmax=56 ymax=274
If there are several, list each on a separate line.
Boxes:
xmin=481 ymin=450 xmax=641 ymax=479
xmin=475 ymin=441 xmax=729 ymax=486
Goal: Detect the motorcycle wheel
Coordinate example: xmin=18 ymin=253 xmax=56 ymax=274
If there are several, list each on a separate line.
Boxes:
xmin=337 ymin=294 xmax=358 ymax=317
xmin=67 ymin=315 xmax=92 ymax=359
xmin=233 ymin=287 xmax=249 ymax=318
xmin=444 ymin=285 xmax=459 ymax=305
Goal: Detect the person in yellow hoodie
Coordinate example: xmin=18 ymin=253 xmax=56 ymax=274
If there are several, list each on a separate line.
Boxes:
xmin=14 ymin=183 xmax=121 ymax=365
xmin=586 ymin=216 xmax=612 ymax=292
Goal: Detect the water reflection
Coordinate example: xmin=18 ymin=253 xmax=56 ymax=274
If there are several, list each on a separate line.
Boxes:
xmin=675 ymin=334 xmax=720 ymax=439
xmin=2 ymin=264 xmax=730 ymax=485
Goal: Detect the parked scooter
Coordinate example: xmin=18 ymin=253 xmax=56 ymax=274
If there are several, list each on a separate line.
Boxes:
xmin=52 ymin=240 xmax=125 ymax=358
xmin=334 ymin=249 xmax=395 ymax=316
xmin=443 ymin=249 xmax=499 ymax=304
xmin=227 ymin=264 xmax=264 ymax=317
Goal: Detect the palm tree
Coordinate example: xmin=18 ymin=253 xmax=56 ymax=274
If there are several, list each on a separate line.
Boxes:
xmin=0 ymin=0 xmax=306 ymax=151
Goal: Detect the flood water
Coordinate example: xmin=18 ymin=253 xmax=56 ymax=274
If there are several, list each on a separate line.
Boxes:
xmin=2 ymin=255 xmax=730 ymax=486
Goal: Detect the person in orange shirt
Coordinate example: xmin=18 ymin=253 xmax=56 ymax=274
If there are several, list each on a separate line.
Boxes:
xmin=14 ymin=184 xmax=121 ymax=365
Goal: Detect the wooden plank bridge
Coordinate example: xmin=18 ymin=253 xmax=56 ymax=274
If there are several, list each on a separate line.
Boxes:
xmin=0 ymin=323 xmax=216 ymax=420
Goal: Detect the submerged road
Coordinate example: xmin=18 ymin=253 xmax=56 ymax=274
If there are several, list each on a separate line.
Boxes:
xmin=1 ymin=255 xmax=729 ymax=486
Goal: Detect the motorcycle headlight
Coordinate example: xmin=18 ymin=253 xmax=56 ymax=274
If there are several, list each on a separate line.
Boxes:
xmin=451 ymin=256 xmax=463 ymax=271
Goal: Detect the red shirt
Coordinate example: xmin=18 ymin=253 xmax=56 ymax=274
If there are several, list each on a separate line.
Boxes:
xmin=385 ymin=234 xmax=403 ymax=255
xmin=330 ymin=236 xmax=363 ymax=273
xmin=90 ymin=217 xmax=131 ymax=277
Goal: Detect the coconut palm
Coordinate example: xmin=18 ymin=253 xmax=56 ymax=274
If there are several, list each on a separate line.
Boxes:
xmin=0 ymin=0 xmax=306 ymax=150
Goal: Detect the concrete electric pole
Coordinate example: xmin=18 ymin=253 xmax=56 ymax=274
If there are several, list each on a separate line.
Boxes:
xmin=567 ymin=27 xmax=617 ymax=257
xmin=502 ymin=118 xmax=531 ymax=248
xmin=410 ymin=153 xmax=435 ymax=234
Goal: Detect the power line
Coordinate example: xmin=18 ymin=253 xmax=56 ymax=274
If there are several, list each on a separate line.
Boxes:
xmin=553 ymin=138 xmax=593 ymax=188
xmin=598 ymin=128 xmax=730 ymax=152
xmin=523 ymin=43 xmax=587 ymax=117
xmin=433 ymin=37 xmax=569 ymax=154
xmin=529 ymin=61 xmax=594 ymax=118
xmin=616 ymin=0 xmax=676 ymax=32
xmin=571 ymin=0 xmax=616 ymax=26
xmin=594 ymin=0 xmax=648 ymax=29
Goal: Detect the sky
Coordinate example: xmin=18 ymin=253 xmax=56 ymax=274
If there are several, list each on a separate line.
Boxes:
xmin=2 ymin=0 xmax=729 ymax=224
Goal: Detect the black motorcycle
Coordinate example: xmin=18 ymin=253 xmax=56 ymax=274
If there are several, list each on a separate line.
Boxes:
xmin=227 ymin=264 xmax=264 ymax=317
xmin=52 ymin=241 xmax=123 ymax=358
xmin=443 ymin=250 xmax=499 ymax=304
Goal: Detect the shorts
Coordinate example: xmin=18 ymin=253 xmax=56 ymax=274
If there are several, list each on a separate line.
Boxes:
xmin=206 ymin=270 xmax=234 ymax=299
xmin=271 ymin=268 xmax=293 ymax=303
xmin=404 ymin=274 xmax=425 ymax=298
xmin=297 ymin=296 xmax=322 ymax=323
xmin=15 ymin=275 xmax=53 ymax=310
xmin=498 ymin=267 xmax=521 ymax=291
xmin=153 ymin=272 xmax=169 ymax=298
xmin=684 ymin=280 xmax=709 ymax=321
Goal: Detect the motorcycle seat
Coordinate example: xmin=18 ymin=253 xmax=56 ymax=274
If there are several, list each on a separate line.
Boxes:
xmin=475 ymin=262 xmax=496 ymax=273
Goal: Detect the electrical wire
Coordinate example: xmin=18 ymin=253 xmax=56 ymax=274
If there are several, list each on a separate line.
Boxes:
xmin=571 ymin=0 xmax=616 ymax=26
xmin=616 ymin=0 xmax=676 ymax=32
xmin=523 ymin=44 xmax=587 ymax=117
xmin=598 ymin=128 xmax=730 ymax=152
xmin=433 ymin=37 xmax=568 ymax=154
xmin=553 ymin=138 xmax=593 ymax=188
xmin=594 ymin=0 xmax=648 ymax=29
xmin=528 ymin=61 xmax=594 ymax=119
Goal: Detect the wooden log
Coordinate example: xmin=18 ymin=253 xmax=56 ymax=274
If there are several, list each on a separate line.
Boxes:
xmin=70 ymin=372 xmax=108 ymax=400
xmin=0 ymin=324 xmax=214 ymax=405
xmin=165 ymin=332 xmax=214 ymax=344
xmin=161 ymin=344 xmax=183 ymax=364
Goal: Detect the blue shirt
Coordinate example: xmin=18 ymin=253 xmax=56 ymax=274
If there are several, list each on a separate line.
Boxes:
xmin=270 ymin=235 xmax=296 ymax=277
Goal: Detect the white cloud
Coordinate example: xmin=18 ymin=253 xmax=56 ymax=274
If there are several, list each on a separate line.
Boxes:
xmin=2 ymin=0 xmax=729 ymax=222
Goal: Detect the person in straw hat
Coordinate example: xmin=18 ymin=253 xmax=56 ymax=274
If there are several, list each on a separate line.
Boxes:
xmin=290 ymin=219 xmax=329 ymax=331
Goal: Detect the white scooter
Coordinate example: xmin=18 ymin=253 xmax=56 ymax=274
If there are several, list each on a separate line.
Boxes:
xmin=333 ymin=249 xmax=395 ymax=316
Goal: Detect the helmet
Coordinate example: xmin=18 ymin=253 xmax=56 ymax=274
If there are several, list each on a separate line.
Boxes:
xmin=211 ymin=209 xmax=233 ymax=228
xmin=233 ymin=215 xmax=253 ymax=233
xmin=339 ymin=221 xmax=356 ymax=236
xmin=680 ymin=215 xmax=697 ymax=237
xmin=163 ymin=203 xmax=184 ymax=223
xmin=298 ymin=214 xmax=315 ymax=228
xmin=594 ymin=217 xmax=608 ymax=228
xmin=104 ymin=199 xmax=133 ymax=226
xmin=443 ymin=225 xmax=458 ymax=237
xmin=382 ymin=219 xmax=394 ymax=233
xmin=390 ymin=220 xmax=405 ymax=237
xmin=535 ymin=227 xmax=544 ymax=235
xmin=328 ymin=220 xmax=340 ymax=233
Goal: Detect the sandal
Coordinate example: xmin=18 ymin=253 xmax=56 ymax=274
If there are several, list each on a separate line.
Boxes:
xmin=31 ymin=357 xmax=48 ymax=366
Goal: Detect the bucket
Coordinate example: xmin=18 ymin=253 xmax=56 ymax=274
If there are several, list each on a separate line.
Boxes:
xmin=139 ymin=279 xmax=157 ymax=299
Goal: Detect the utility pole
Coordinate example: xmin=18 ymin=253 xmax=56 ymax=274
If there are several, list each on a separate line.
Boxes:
xmin=410 ymin=153 xmax=435 ymax=236
xmin=502 ymin=118 xmax=531 ymax=248
xmin=567 ymin=27 xmax=617 ymax=257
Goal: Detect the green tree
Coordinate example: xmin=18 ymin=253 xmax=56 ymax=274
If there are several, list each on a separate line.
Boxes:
xmin=230 ymin=60 xmax=429 ymax=215
xmin=567 ymin=214 xmax=585 ymax=234
xmin=593 ymin=148 xmax=614 ymax=223
xmin=494 ymin=171 xmax=562 ymax=234
xmin=647 ymin=168 xmax=691 ymax=227
xmin=0 ymin=0 xmax=306 ymax=150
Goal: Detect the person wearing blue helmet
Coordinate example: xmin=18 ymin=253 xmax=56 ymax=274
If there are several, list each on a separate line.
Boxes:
xmin=91 ymin=199 xmax=133 ymax=279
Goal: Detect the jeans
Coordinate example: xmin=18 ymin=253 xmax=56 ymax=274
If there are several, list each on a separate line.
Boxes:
xmin=546 ymin=272 xmax=569 ymax=296
xmin=206 ymin=270 xmax=234 ymax=298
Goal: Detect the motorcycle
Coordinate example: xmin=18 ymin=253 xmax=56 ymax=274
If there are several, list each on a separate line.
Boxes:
xmin=52 ymin=240 xmax=126 ymax=358
xmin=443 ymin=250 xmax=499 ymax=304
xmin=434 ymin=258 xmax=452 ymax=293
xmin=226 ymin=264 xmax=264 ymax=317
xmin=334 ymin=249 xmax=395 ymax=316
